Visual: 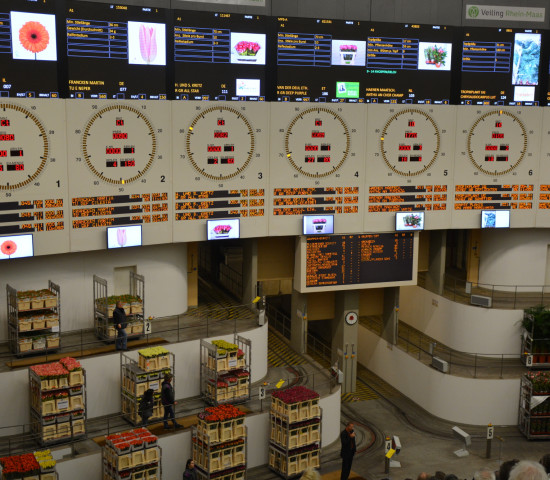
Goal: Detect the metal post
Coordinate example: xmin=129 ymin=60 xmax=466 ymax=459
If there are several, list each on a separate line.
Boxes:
xmin=474 ymin=354 xmax=478 ymax=378
xmin=486 ymin=424 xmax=494 ymax=458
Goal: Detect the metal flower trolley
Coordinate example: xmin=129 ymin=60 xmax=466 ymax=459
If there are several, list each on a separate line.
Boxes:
xmin=29 ymin=357 xmax=87 ymax=446
xmin=519 ymin=371 xmax=550 ymax=439
xmin=121 ymin=348 xmax=175 ymax=426
xmin=192 ymin=405 xmax=247 ymax=480
xmin=268 ymin=386 xmax=322 ymax=478
xmin=7 ymin=281 xmax=61 ymax=356
xmin=200 ymin=335 xmax=251 ymax=406
xmin=0 ymin=450 xmax=59 ymax=480
xmin=103 ymin=427 xmax=161 ymax=480
xmin=93 ymin=272 xmax=145 ymax=342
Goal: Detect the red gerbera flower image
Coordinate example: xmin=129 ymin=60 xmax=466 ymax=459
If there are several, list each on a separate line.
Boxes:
xmin=19 ymin=21 xmax=50 ymax=54
xmin=1 ymin=240 xmax=17 ymax=256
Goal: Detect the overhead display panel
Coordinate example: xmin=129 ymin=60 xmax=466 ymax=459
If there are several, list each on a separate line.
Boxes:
xmin=0 ymin=100 xmax=69 ymax=255
xmin=365 ymin=105 xmax=456 ymax=231
xmin=452 ymin=107 xmax=541 ymax=228
xmin=173 ymin=11 xmax=268 ymax=101
xmin=269 ymin=103 xmax=366 ymax=235
xmin=0 ymin=0 xmax=59 ymax=99
xmin=172 ymin=102 xmax=269 ymax=241
xmin=65 ymin=2 xmax=168 ymax=100
xmin=459 ymin=27 xmax=543 ymax=106
xmin=66 ymin=100 xmax=172 ymax=251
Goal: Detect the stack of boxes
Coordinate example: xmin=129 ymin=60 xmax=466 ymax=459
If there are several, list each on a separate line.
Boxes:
xmin=268 ymin=386 xmax=321 ymax=478
xmin=0 ymin=450 xmax=58 ymax=480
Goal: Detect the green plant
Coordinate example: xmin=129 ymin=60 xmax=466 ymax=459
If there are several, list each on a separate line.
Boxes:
xmin=523 ymin=305 xmax=550 ymax=339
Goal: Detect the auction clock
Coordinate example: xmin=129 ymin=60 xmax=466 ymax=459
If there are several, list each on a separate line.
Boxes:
xmin=81 ymin=104 xmax=157 ymax=184
xmin=185 ymin=105 xmax=255 ymax=181
xmin=380 ymin=108 xmax=440 ymax=176
xmin=0 ymin=103 xmax=49 ymax=190
xmin=466 ymin=110 xmax=527 ymax=176
xmin=284 ymin=107 xmax=350 ymax=178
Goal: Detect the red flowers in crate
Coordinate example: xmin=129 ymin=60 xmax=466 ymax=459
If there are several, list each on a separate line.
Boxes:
xmin=106 ymin=428 xmax=157 ymax=450
xmin=271 ymin=386 xmax=319 ymax=405
xmin=201 ymin=404 xmax=246 ymax=422
xmin=60 ymin=357 xmax=82 ymax=372
xmin=31 ymin=363 xmax=68 ymax=379
xmin=0 ymin=453 xmax=40 ymax=475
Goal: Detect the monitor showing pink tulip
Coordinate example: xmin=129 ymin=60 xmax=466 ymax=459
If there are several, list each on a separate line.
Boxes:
xmin=107 ymin=225 xmax=143 ymax=249
xmin=127 ymin=21 xmax=166 ymax=66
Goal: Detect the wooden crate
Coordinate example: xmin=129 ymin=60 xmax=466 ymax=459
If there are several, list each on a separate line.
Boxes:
xmin=19 ymin=340 xmax=32 ymax=352
xmin=47 ymin=337 xmax=59 ymax=348
xmin=33 ymin=318 xmax=46 ymax=330
xmin=69 ymin=370 xmax=84 ymax=386
xmin=131 ymin=304 xmax=143 ymax=314
xmin=70 ymin=395 xmax=84 ymax=410
xmin=219 ymin=420 xmax=234 ymax=442
xmin=18 ymin=300 xmax=31 ymax=311
xmin=233 ymin=444 xmax=245 ymax=465
xmin=233 ymin=417 xmax=245 ymax=437
xmin=116 ymin=453 xmax=132 ymax=470
xmin=72 ymin=419 xmax=85 ymax=435
xmin=44 ymin=297 xmax=57 ymax=308
xmin=32 ymin=299 xmax=45 ymax=309
xmin=19 ymin=320 xmax=32 ymax=331
xmin=221 ymin=447 xmax=233 ymax=469
xmin=132 ymin=449 xmax=145 ymax=467
xmin=46 ymin=318 xmax=59 ymax=328
xmin=144 ymin=447 xmax=159 ymax=463
xmin=57 ymin=422 xmax=71 ymax=437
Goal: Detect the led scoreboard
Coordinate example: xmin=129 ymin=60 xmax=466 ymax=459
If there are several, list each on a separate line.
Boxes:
xmin=65 ymin=2 xmax=168 ymax=100
xmin=173 ymin=11 xmax=267 ymax=101
xmin=460 ymin=27 xmax=543 ymax=105
xmin=0 ymin=0 xmax=59 ymax=98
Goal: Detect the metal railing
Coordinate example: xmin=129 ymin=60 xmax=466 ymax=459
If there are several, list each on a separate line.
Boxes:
xmin=218 ymin=263 xmax=243 ymax=300
xmin=266 ymin=303 xmax=291 ymax=340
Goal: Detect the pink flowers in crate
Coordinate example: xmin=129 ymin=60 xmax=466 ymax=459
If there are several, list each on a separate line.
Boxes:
xmin=339 ymin=44 xmax=357 ymax=52
xmin=60 ymin=357 xmax=82 ymax=372
xmin=527 ymin=371 xmax=550 ymax=393
xmin=213 ymin=225 xmax=232 ymax=234
xmin=31 ymin=362 xmax=69 ymax=379
xmin=235 ymin=41 xmax=261 ymax=56
xmin=139 ymin=24 xmax=158 ymax=63
xmin=312 ymin=219 xmax=326 ymax=224
xmin=271 ymin=385 xmax=319 ymax=404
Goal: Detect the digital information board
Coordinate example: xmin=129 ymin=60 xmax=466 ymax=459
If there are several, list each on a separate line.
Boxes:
xmin=0 ymin=0 xmax=59 ymax=99
xmin=65 ymin=2 xmax=168 ymax=100
xmin=174 ymin=11 xmax=267 ymax=101
xmin=66 ymin=100 xmax=172 ymax=251
xmin=172 ymin=101 xmax=269 ymax=241
xmin=269 ymin=103 xmax=366 ymax=235
xmin=294 ymin=232 xmax=417 ymax=293
xmin=460 ymin=27 xmax=543 ymax=106
xmin=0 ymin=100 xmax=69 ymax=255
xmin=275 ymin=17 xmax=455 ymax=104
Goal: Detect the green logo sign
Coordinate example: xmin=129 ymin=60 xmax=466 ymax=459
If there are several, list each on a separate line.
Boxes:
xmin=468 ymin=5 xmax=480 ymax=18
xmin=336 ymin=82 xmax=360 ymax=99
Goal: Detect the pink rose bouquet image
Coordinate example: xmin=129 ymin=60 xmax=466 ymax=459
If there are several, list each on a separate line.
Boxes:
xmin=312 ymin=219 xmax=326 ymax=224
xmin=139 ymin=24 xmax=157 ymax=63
xmin=339 ymin=45 xmax=357 ymax=53
xmin=235 ymin=41 xmax=261 ymax=57
xmin=117 ymin=228 xmax=127 ymax=247
xmin=213 ymin=225 xmax=232 ymax=235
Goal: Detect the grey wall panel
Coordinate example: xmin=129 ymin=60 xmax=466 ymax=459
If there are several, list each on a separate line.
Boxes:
xmin=371 ymin=0 xmax=462 ymax=25
xmin=296 ymin=0 xmax=346 ymax=19
xmin=170 ymin=0 xmax=271 ymax=14
xmin=271 ymin=0 xmax=299 ymax=17
xmin=461 ymin=0 xmax=550 ymax=28
xmin=370 ymin=0 xmax=397 ymax=22
xmin=343 ymin=0 xmax=371 ymax=21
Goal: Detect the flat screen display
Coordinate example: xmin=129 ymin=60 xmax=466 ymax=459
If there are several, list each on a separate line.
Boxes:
xmin=303 ymin=215 xmax=334 ymax=235
xmin=65 ymin=1 xmax=168 ymax=100
xmin=395 ymin=211 xmax=425 ymax=231
xmin=460 ymin=27 xmax=543 ymax=105
xmin=174 ymin=11 xmax=267 ymax=101
xmin=0 ymin=233 xmax=33 ymax=260
xmin=207 ymin=218 xmax=240 ymax=240
xmin=481 ymin=210 xmax=510 ymax=228
xmin=0 ymin=0 xmax=59 ymax=98
xmin=107 ymin=225 xmax=143 ymax=248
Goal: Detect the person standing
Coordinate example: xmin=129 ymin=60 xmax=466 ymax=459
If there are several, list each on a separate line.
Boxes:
xmin=340 ymin=421 xmax=356 ymax=480
xmin=113 ymin=301 xmax=128 ymax=351
xmin=138 ymin=388 xmax=154 ymax=426
xmin=183 ymin=459 xmax=197 ymax=480
xmin=161 ymin=373 xmax=181 ymax=429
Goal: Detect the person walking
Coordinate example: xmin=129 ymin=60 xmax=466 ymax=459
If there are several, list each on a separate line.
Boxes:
xmin=113 ymin=301 xmax=128 ymax=351
xmin=138 ymin=388 xmax=154 ymax=426
xmin=161 ymin=373 xmax=181 ymax=429
xmin=340 ymin=421 xmax=357 ymax=480
xmin=183 ymin=459 xmax=197 ymax=480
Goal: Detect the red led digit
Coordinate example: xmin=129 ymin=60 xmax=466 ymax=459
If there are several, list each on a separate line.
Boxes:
xmin=113 ymin=133 xmax=128 ymax=139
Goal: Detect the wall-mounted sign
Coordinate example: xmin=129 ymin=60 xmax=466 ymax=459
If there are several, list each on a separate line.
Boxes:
xmin=465 ymin=5 xmax=545 ymax=22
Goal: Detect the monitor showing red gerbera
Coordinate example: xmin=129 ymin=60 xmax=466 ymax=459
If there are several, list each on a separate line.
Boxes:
xmin=0 ymin=234 xmax=33 ymax=260
xmin=0 ymin=0 xmax=59 ymax=98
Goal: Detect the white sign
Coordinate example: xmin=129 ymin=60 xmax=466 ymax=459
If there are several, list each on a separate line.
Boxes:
xmin=259 ymin=386 xmax=266 ymax=400
xmin=487 ymin=425 xmax=494 ymax=439
xmin=57 ymin=398 xmax=69 ymax=410
xmin=385 ymin=438 xmax=392 ymax=453
xmin=466 ymin=5 xmax=545 ymax=22
xmin=144 ymin=321 xmax=152 ymax=335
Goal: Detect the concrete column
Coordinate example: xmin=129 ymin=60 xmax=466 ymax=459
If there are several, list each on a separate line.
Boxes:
xmin=290 ymin=290 xmax=308 ymax=354
xmin=426 ymin=230 xmax=447 ymax=295
xmin=241 ymin=238 xmax=258 ymax=304
xmin=382 ymin=287 xmax=399 ymax=344
xmin=331 ymin=290 xmax=359 ymax=394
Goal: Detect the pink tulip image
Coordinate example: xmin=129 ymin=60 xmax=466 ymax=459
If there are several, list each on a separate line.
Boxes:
xmin=139 ymin=24 xmax=157 ymax=63
xmin=117 ymin=228 xmax=127 ymax=247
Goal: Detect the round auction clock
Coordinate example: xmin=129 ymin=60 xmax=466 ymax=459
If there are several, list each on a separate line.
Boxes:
xmin=0 ymin=103 xmax=48 ymax=190
xmin=467 ymin=110 xmax=527 ymax=176
xmin=380 ymin=109 xmax=440 ymax=176
xmin=185 ymin=106 xmax=254 ymax=181
xmin=81 ymin=104 xmax=157 ymax=185
xmin=345 ymin=311 xmax=358 ymax=326
xmin=284 ymin=107 xmax=350 ymax=178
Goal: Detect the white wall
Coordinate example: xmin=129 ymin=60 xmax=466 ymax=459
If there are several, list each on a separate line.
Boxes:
xmin=0 ymin=244 xmax=188 ymax=340
xmin=399 ymin=286 xmax=522 ymax=354
xmin=358 ymin=326 xmax=519 ymax=425
xmin=479 ymin=229 xmax=550 ymax=287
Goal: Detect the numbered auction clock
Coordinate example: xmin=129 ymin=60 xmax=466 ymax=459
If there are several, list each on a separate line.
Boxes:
xmin=81 ymin=104 xmax=157 ymax=184
xmin=284 ymin=107 xmax=350 ymax=178
xmin=185 ymin=106 xmax=255 ymax=181
xmin=0 ymin=103 xmax=49 ymax=190
xmin=467 ymin=110 xmax=527 ymax=176
xmin=380 ymin=109 xmax=440 ymax=177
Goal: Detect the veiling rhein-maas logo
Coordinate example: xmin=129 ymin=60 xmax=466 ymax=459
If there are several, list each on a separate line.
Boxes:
xmin=468 ymin=5 xmax=480 ymax=18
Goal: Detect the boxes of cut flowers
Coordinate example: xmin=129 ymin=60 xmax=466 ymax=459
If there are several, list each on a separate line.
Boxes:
xmin=138 ymin=346 xmax=170 ymax=372
xmin=271 ymin=386 xmax=320 ymax=423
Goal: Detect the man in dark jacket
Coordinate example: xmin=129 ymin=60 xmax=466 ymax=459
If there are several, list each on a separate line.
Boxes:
xmin=340 ymin=421 xmax=357 ymax=480
xmin=161 ymin=373 xmax=181 ymax=429
xmin=113 ymin=301 xmax=128 ymax=351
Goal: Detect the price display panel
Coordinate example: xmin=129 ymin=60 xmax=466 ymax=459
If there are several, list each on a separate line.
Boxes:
xmin=460 ymin=27 xmax=543 ymax=106
xmin=269 ymin=103 xmax=366 ymax=235
xmin=364 ymin=22 xmax=455 ymax=104
xmin=365 ymin=104 xmax=456 ymax=231
xmin=275 ymin=16 xmax=367 ymax=102
xmin=452 ymin=107 xmax=541 ymax=228
xmin=0 ymin=0 xmax=59 ymax=99
xmin=535 ymin=110 xmax=550 ymax=226
xmin=66 ymin=100 xmax=172 ymax=251
xmin=294 ymin=232 xmax=417 ymax=293
xmin=65 ymin=2 xmax=168 ymax=100
xmin=0 ymin=100 xmax=69 ymax=255
xmin=174 ymin=11 xmax=268 ymax=101
xmin=172 ymin=102 xmax=269 ymax=241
